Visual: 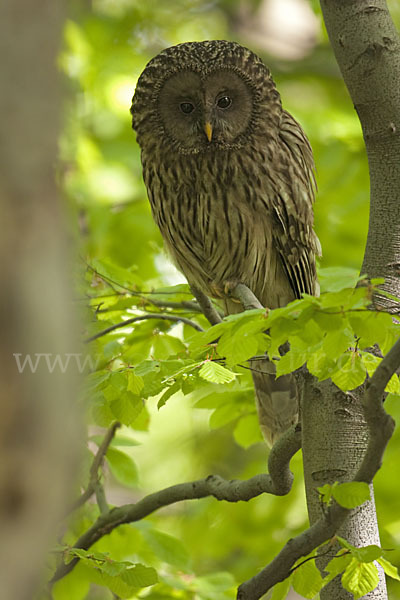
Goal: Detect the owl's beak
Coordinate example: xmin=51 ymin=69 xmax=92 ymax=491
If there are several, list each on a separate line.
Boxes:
xmin=204 ymin=121 xmax=213 ymax=143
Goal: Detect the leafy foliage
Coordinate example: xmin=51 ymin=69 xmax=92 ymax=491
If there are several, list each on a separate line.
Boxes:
xmin=270 ymin=537 xmax=400 ymax=600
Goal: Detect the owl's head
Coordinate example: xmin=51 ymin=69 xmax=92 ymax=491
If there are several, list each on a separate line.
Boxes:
xmin=131 ymin=41 xmax=282 ymax=154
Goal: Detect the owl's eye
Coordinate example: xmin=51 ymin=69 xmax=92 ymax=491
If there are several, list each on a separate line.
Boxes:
xmin=180 ymin=102 xmax=195 ymax=114
xmin=216 ymin=96 xmax=232 ymax=109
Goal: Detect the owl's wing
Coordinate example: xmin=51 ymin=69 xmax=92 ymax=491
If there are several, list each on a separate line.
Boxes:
xmin=271 ymin=110 xmax=321 ymax=298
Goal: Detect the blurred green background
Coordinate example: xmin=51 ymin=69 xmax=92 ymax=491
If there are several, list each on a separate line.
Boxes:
xmin=56 ymin=1 xmax=400 ymax=598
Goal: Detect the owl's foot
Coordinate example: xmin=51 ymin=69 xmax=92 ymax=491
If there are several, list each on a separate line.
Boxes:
xmin=209 ymin=280 xmax=242 ymax=303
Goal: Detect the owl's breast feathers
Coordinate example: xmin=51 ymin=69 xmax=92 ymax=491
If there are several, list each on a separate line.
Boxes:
xmin=142 ymin=110 xmax=320 ymax=310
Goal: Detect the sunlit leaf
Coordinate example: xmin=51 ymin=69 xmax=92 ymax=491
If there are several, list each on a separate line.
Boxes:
xmin=292 ymin=558 xmax=324 ymax=599
xmin=341 ymin=558 xmax=379 ymax=599
xmin=199 ymin=361 xmax=237 ymax=384
xmin=378 ymin=557 xmax=400 ymax=581
xmin=331 ymin=352 xmax=366 ymax=391
xmin=271 ymin=577 xmax=292 ymax=600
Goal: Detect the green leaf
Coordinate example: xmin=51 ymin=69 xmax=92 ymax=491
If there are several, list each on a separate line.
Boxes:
xmin=317 ymin=483 xmax=335 ymax=504
xmin=233 ymin=413 xmax=263 ymax=448
xmin=292 ymin=558 xmax=324 ymax=599
xmin=86 ymin=563 xmax=157 ymax=597
xmin=313 ymin=310 xmax=345 ymax=332
xmin=336 ymin=536 xmax=356 ymax=552
xmin=92 ymin=397 xmax=115 ymax=427
xmin=322 ymin=327 xmax=354 ymax=359
xmin=324 ymin=552 xmax=352 ymax=584
xmin=52 ymin=565 xmax=90 ymax=600
xmin=199 ymin=361 xmax=237 ymax=384
xmin=110 ymin=391 xmax=143 ymax=426
xmin=352 ymin=545 xmax=383 ymax=563
xmin=349 ymin=312 xmax=393 ymax=349
xmin=135 ymin=360 xmax=162 ymax=376
xmin=106 ymin=447 xmax=138 ymax=487
xmin=360 ymin=351 xmax=381 ymax=377
xmin=209 ymin=402 xmax=244 ymax=429
xmin=271 ymin=577 xmax=292 ymax=600
xmin=341 ymin=558 xmax=379 ymax=599
xmin=275 ymin=347 xmax=307 ymax=377
xmin=127 ymin=370 xmax=144 ymax=394
xmin=332 ymin=482 xmax=371 ymax=509
xmin=319 ymin=287 xmax=368 ymax=310
xmin=377 ymin=557 xmax=400 ymax=581
xmin=331 ymin=352 xmax=367 ymax=391
xmin=90 ymin=258 xmax=138 ymax=289
xmin=152 ymin=334 xmax=186 ymax=359
xmin=336 ymin=538 xmax=383 ymax=562
xmin=307 ymin=347 xmax=338 ymax=380
xmin=142 ymin=529 xmax=191 ymax=570
xmin=84 ymin=370 xmax=111 ymax=393
xmin=359 ymin=352 xmax=400 ymax=393
xmin=386 ymin=373 xmax=400 ymax=394
xmin=110 ymin=435 xmax=140 ymax=447
xmin=318 ymin=266 xmax=360 ymax=292
xmin=157 ymin=381 xmax=181 ymax=408
xmin=193 ymin=571 xmax=236 ymax=599
xmin=218 ymin=328 xmax=259 ymax=365
xmin=120 ymin=563 xmax=158 ymax=587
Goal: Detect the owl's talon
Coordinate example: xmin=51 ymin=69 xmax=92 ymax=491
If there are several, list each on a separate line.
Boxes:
xmin=223 ymin=280 xmax=240 ymax=297
xmin=208 ymin=280 xmax=241 ymax=302
xmin=208 ymin=281 xmax=224 ymax=299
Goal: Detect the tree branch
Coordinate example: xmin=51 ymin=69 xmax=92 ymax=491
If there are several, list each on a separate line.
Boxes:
xmin=268 ymin=425 xmax=302 ymax=495
xmin=51 ymin=427 xmax=301 ymax=583
xmin=231 ymin=283 xmax=264 ymax=310
xmin=67 ymin=422 xmax=121 ymax=514
xmin=190 ymin=285 xmax=222 ymax=325
xmin=354 ymin=337 xmax=399 ymax=483
xmin=237 ymin=336 xmax=399 ymax=600
xmin=92 ymin=297 xmax=203 ymax=314
xmin=85 ymin=261 xmax=205 ymax=313
xmin=84 ymin=313 xmax=204 ymax=343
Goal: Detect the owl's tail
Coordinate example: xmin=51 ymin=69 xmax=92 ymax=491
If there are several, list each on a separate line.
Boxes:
xmin=250 ymin=357 xmax=298 ymax=447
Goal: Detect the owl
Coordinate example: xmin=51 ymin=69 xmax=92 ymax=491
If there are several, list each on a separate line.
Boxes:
xmin=131 ymin=40 xmax=320 ymax=446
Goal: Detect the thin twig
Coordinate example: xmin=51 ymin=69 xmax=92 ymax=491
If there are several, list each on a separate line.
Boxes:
xmin=67 ymin=422 xmax=121 ymax=514
xmin=94 ymin=481 xmax=109 ymax=515
xmin=85 ymin=261 xmax=194 ymax=299
xmin=84 ymin=313 xmax=204 ymax=343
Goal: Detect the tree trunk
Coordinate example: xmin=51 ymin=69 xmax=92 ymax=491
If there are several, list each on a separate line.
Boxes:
xmin=0 ymin=2 xmax=81 ymax=598
xmin=301 ymin=378 xmax=386 ymax=599
xmin=319 ymin=0 xmax=400 ymax=302
xmin=301 ymin=2 xmax=400 ymax=598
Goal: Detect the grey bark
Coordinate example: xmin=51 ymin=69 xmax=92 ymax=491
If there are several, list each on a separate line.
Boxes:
xmin=0 ymin=2 xmax=81 ymax=599
xmin=319 ymin=0 xmax=400 ymax=304
xmin=301 ymin=378 xmax=385 ymax=599
xmin=300 ymin=2 xmax=400 ymax=598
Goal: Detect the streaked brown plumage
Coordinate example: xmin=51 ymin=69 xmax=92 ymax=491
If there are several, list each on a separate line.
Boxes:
xmin=131 ymin=40 xmax=320 ymax=445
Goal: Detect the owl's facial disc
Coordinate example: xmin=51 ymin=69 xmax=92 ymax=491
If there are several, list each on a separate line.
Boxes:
xmin=157 ymin=69 xmax=254 ymax=152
